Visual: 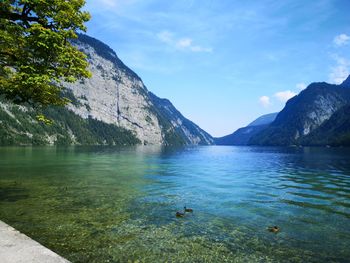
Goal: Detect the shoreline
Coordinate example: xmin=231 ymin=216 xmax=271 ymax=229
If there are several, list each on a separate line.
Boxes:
xmin=0 ymin=220 xmax=69 ymax=263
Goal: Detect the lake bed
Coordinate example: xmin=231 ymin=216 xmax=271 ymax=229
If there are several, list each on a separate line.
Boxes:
xmin=0 ymin=146 xmax=350 ymax=262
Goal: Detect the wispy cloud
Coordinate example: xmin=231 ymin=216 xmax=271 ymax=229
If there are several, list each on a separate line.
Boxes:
xmin=274 ymin=90 xmax=297 ymax=102
xmin=177 ymin=38 xmax=192 ymax=48
xmin=333 ymin=34 xmax=350 ymax=47
xmin=329 ymin=54 xmax=350 ymax=84
xmin=259 ymin=82 xmax=305 ymax=108
xmin=157 ymin=30 xmax=212 ymax=53
xmin=259 ymin=96 xmax=271 ymax=108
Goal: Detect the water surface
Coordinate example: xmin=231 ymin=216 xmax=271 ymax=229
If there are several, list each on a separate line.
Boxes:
xmin=1 ymin=146 xmax=350 ymax=262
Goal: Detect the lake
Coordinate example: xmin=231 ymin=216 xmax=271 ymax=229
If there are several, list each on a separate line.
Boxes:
xmin=0 ymin=146 xmax=350 ymax=262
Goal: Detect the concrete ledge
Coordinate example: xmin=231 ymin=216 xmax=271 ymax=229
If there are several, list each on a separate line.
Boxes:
xmin=0 ymin=220 xmax=70 ymax=263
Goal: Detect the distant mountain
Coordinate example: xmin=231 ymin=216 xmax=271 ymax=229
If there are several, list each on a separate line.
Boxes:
xmin=247 ymin=113 xmax=278 ymax=127
xmin=249 ymin=77 xmax=350 ymax=146
xmin=149 ymin=93 xmax=214 ymax=145
xmin=0 ymin=34 xmax=213 ymax=146
xmin=215 ymin=113 xmax=277 ymax=145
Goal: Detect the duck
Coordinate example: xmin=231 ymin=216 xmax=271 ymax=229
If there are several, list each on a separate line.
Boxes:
xmin=176 ymin=211 xmax=185 ymax=217
xmin=267 ymin=226 xmax=280 ymax=233
xmin=184 ymin=206 xmax=193 ymax=213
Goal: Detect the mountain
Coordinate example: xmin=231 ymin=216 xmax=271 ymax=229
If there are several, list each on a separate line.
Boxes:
xmin=249 ymin=78 xmax=350 ymax=146
xmin=148 ymin=92 xmax=214 ymax=145
xmin=301 ymin=104 xmax=350 ymax=146
xmin=0 ymin=99 xmax=141 ymax=146
xmin=247 ymin=113 xmax=278 ymax=127
xmin=341 ymin=75 xmax=350 ymax=88
xmin=0 ymin=34 xmax=213 ymax=146
xmin=215 ymin=113 xmax=277 ymax=145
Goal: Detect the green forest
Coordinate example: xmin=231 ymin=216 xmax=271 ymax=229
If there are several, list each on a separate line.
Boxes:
xmin=0 ymin=97 xmax=140 ymax=146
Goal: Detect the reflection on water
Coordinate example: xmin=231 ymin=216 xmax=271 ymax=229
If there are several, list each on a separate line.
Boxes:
xmin=1 ymin=146 xmax=350 ymax=262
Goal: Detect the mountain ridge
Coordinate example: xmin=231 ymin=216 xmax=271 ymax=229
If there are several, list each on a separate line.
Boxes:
xmin=341 ymin=75 xmax=350 ymax=88
xmin=247 ymin=112 xmax=278 ymax=127
xmin=249 ymin=77 xmax=350 ymax=146
xmin=0 ymin=34 xmax=213 ymax=146
xmin=215 ymin=113 xmax=277 ymax=145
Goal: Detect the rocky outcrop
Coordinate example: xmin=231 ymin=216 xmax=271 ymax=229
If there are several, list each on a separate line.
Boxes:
xmin=301 ymin=103 xmax=350 ymax=146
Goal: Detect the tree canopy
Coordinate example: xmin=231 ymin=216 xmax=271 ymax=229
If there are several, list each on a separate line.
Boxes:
xmin=0 ymin=0 xmax=91 ymax=108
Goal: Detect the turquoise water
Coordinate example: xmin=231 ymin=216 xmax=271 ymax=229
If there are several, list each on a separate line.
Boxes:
xmin=0 ymin=146 xmax=350 ymax=262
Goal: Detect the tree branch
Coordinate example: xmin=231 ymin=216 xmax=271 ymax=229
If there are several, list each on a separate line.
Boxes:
xmin=0 ymin=11 xmax=40 ymax=23
xmin=0 ymin=10 xmax=57 ymax=30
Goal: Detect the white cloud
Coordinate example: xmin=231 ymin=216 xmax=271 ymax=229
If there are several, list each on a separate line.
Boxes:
xmin=329 ymin=55 xmax=350 ymax=84
xmin=274 ymin=90 xmax=297 ymax=103
xmin=333 ymin=34 xmax=350 ymax=47
xmin=157 ymin=30 xmax=212 ymax=53
xmin=259 ymin=96 xmax=271 ymax=108
xmin=177 ymin=38 xmax=192 ymax=48
xmin=259 ymin=84 xmax=303 ymax=107
xmin=296 ymin=82 xmax=307 ymax=91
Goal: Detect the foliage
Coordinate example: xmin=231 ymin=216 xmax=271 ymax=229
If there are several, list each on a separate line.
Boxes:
xmin=0 ymin=98 xmax=140 ymax=146
xmin=0 ymin=0 xmax=91 ymax=107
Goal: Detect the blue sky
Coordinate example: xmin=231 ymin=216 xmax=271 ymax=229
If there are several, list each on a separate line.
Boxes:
xmin=84 ymin=0 xmax=350 ymax=137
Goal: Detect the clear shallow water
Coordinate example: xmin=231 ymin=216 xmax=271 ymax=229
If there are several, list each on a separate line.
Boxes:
xmin=0 ymin=146 xmax=350 ymax=262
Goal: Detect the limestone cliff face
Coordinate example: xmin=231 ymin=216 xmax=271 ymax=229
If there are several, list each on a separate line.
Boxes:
xmin=65 ymin=36 xmax=161 ymax=144
xmin=301 ymin=103 xmax=350 ymax=146
xmin=64 ymin=34 xmax=213 ymax=145
xmin=300 ymin=92 xmax=347 ymax=137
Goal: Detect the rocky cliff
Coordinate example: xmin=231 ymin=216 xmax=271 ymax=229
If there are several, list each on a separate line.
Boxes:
xmin=67 ymin=35 xmax=163 ymax=145
xmin=0 ymin=34 xmax=213 ymax=146
xmin=301 ymin=103 xmax=350 ymax=146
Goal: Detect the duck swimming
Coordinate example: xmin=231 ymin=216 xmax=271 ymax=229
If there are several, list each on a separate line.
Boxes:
xmin=267 ymin=226 xmax=280 ymax=233
xmin=176 ymin=211 xmax=185 ymax=217
xmin=184 ymin=206 xmax=193 ymax=212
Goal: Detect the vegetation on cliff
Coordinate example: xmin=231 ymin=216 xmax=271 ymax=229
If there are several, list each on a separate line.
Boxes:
xmin=0 ymin=97 xmax=140 ymax=146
